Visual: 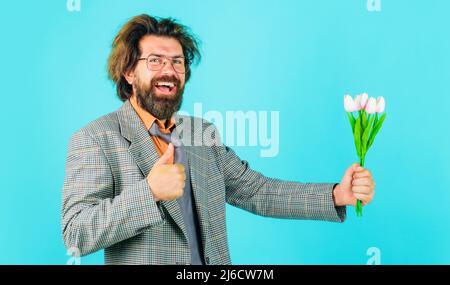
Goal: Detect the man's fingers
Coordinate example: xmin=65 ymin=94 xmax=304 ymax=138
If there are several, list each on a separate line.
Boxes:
xmin=172 ymin=163 xmax=184 ymax=172
xmin=173 ymin=163 xmax=186 ymax=181
xmin=352 ymin=177 xmax=372 ymax=186
xmin=343 ymin=163 xmax=360 ymax=180
xmin=353 ymin=169 xmax=372 ymax=178
xmin=154 ymin=143 xmax=174 ymax=166
xmin=354 ymin=193 xmax=373 ymax=205
xmin=351 ymin=167 xmax=375 ymax=206
xmin=352 ymin=185 xmax=372 ymax=194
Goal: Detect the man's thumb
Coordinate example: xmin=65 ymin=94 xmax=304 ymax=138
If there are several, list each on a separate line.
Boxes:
xmin=154 ymin=143 xmax=174 ymax=166
xmin=343 ymin=163 xmax=359 ymax=180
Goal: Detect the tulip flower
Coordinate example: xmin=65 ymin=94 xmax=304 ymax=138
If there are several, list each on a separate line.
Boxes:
xmin=344 ymin=95 xmax=358 ymax=112
xmin=360 ymin=93 xmax=368 ymax=109
xmin=365 ymin=97 xmax=377 ymax=114
xmin=376 ymin=96 xmax=385 ymax=113
xmin=354 ymin=95 xmax=361 ymax=111
xmin=343 ymin=93 xmax=386 ymax=217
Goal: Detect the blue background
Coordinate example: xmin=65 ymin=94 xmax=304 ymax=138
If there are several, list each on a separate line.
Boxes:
xmin=1 ymin=0 xmax=449 ymax=264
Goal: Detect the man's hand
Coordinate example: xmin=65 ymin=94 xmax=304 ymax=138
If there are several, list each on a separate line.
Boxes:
xmin=333 ymin=163 xmax=375 ymax=207
xmin=147 ymin=143 xmax=186 ymax=202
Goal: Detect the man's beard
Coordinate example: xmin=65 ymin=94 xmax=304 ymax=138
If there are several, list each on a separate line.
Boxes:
xmin=133 ymin=75 xmax=184 ymax=120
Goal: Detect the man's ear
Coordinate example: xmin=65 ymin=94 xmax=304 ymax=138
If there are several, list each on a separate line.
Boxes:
xmin=124 ymin=70 xmax=135 ymax=85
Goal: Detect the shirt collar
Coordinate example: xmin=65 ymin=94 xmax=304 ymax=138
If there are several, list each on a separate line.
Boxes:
xmin=129 ymin=96 xmax=177 ymax=134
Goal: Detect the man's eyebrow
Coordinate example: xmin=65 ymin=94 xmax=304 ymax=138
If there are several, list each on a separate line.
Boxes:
xmin=148 ymin=53 xmax=185 ymax=58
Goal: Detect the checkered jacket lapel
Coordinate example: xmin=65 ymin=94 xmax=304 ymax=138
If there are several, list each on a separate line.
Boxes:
xmin=117 ymin=101 xmax=189 ymax=242
xmin=183 ymin=144 xmax=212 ymax=255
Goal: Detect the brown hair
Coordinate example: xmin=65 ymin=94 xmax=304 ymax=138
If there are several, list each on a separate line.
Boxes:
xmin=107 ymin=14 xmax=201 ymax=101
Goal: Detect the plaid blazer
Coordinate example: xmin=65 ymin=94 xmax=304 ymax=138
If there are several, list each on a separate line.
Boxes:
xmin=61 ymin=100 xmax=346 ymax=265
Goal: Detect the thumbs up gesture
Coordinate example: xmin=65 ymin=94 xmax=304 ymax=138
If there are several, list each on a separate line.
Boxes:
xmin=333 ymin=163 xmax=376 ymax=207
xmin=147 ymin=143 xmax=186 ymax=202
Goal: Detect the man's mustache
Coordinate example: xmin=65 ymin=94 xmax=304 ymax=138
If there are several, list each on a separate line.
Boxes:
xmin=150 ymin=75 xmax=181 ymax=87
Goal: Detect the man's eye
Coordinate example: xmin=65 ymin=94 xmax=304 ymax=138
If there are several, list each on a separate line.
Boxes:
xmin=149 ymin=58 xmax=161 ymax=64
xmin=173 ymin=59 xmax=184 ymax=65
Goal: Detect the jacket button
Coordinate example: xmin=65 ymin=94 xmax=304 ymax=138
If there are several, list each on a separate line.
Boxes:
xmin=205 ymin=257 xmax=210 ymax=265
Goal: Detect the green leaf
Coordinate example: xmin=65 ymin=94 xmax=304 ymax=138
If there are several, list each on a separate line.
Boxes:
xmin=368 ymin=113 xmax=379 ymax=149
xmin=362 ymin=114 xmax=375 ymax=154
xmin=362 ymin=111 xmax=368 ymax=129
xmin=368 ymin=113 xmax=386 ymax=149
xmin=373 ymin=113 xmax=379 ymax=128
xmin=357 ymin=200 xmax=363 ymax=217
xmin=347 ymin=112 xmax=355 ymax=133
xmin=353 ymin=115 xmax=362 ymax=158
xmin=377 ymin=112 xmax=386 ymax=128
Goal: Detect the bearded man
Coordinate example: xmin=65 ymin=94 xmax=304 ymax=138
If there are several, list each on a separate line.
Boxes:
xmin=61 ymin=14 xmax=375 ymax=265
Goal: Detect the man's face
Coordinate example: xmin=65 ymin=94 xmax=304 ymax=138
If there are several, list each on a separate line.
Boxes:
xmin=129 ymin=35 xmax=186 ymax=120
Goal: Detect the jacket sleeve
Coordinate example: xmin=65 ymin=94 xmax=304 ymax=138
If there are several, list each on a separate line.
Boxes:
xmin=209 ymin=124 xmax=346 ymax=223
xmin=61 ymin=130 xmax=165 ymax=256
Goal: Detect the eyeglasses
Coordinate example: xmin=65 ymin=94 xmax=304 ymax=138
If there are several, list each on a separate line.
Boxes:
xmin=138 ymin=54 xmax=186 ymax=74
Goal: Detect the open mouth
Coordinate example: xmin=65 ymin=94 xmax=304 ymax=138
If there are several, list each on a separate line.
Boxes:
xmin=154 ymin=81 xmax=177 ymax=95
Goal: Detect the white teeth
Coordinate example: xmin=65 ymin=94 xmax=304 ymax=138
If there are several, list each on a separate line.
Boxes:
xmin=156 ymin=81 xmax=175 ymax=87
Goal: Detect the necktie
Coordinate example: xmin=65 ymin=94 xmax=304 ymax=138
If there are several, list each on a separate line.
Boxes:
xmin=148 ymin=123 xmax=183 ymax=162
xmin=148 ymin=122 xmax=204 ymax=265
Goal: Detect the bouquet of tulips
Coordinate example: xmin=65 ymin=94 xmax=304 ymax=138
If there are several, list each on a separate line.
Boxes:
xmin=344 ymin=93 xmax=386 ymax=217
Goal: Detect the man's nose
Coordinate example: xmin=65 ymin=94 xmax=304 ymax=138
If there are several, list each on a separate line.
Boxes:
xmin=160 ymin=60 xmax=176 ymax=75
